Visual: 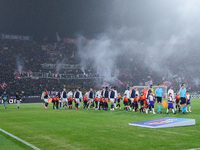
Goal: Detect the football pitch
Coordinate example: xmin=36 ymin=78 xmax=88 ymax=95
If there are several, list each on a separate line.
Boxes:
xmin=0 ymin=99 xmax=199 ymax=150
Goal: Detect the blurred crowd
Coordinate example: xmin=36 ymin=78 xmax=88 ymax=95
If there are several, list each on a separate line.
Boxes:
xmin=0 ymin=39 xmax=199 ymax=96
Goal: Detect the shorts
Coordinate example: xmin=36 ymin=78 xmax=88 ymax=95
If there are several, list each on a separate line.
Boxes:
xmin=68 ymin=101 xmax=72 ymax=105
xmin=44 ymin=99 xmax=48 ymax=103
xmin=148 ymin=101 xmax=154 ymax=107
xmin=134 ymin=102 xmax=138 ymax=108
xmin=157 ymin=97 xmax=162 ymax=103
xmin=62 ymin=98 xmax=68 ymax=102
xmin=128 ymin=99 xmax=131 ymax=105
xmin=130 ymin=98 xmax=134 ymax=103
xmin=186 ymin=100 xmax=191 ymax=105
xmin=117 ymin=98 xmax=121 ymax=103
xmin=176 ymin=99 xmax=179 ymax=104
xmin=180 ymin=97 xmax=186 ymax=104
xmin=140 ymin=100 xmax=144 ymax=106
xmin=89 ymin=98 xmax=94 ymax=103
xmin=124 ymin=101 xmax=128 ymax=106
xmin=110 ymin=98 xmax=115 ymax=103
xmin=168 ymin=103 xmax=173 ymax=109
xmin=75 ymin=98 xmax=80 ymax=103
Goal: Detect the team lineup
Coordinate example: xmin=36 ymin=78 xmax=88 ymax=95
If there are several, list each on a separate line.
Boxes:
xmin=39 ymin=83 xmax=191 ymax=114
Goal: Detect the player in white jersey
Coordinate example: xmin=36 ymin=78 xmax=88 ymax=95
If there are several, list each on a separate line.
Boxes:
xmin=61 ymin=88 xmax=68 ymax=109
xmin=124 ymin=87 xmax=130 ymax=109
xmin=74 ymin=89 xmax=82 ymax=109
xmin=67 ymin=90 xmax=73 ymax=98
xmin=96 ymin=89 xmax=101 ymax=109
xmin=41 ymin=90 xmax=50 ymax=109
xmin=88 ymin=88 xmax=95 ymax=108
xmin=114 ymin=87 xmax=118 ymax=109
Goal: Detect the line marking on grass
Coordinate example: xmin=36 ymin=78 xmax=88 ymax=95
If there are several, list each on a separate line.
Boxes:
xmin=188 ymin=148 xmax=200 ymax=150
xmin=0 ymin=128 xmax=41 ymax=150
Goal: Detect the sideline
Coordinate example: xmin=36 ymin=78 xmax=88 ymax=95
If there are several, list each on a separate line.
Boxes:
xmin=0 ymin=128 xmax=41 ymax=150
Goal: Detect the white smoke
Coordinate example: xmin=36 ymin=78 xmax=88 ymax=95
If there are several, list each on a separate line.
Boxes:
xmin=55 ymin=59 xmax=65 ymax=73
xmin=77 ymin=0 xmax=200 ymax=88
xmin=16 ymin=55 xmax=24 ymax=73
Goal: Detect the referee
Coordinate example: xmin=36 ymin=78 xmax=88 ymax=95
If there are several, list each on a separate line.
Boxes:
xmin=179 ymin=84 xmax=187 ymax=114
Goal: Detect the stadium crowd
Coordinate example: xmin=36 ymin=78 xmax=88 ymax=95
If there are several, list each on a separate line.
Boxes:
xmin=0 ymin=38 xmax=199 ymax=97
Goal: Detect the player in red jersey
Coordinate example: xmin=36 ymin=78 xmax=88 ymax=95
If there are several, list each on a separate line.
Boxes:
xmin=141 ymin=86 xmax=148 ymax=109
xmin=123 ymin=94 xmax=128 ymax=112
xmin=68 ymin=96 xmax=73 ymax=109
xmin=116 ymin=93 xmax=122 ymax=109
xmin=94 ymin=96 xmax=99 ymax=110
xmin=99 ymin=96 xmax=104 ymax=110
xmin=83 ymin=95 xmax=89 ymax=110
xmin=139 ymin=92 xmax=145 ymax=113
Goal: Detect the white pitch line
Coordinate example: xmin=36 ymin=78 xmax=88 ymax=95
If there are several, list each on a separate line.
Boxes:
xmin=0 ymin=128 xmax=41 ymax=150
xmin=188 ymin=148 xmax=200 ymax=150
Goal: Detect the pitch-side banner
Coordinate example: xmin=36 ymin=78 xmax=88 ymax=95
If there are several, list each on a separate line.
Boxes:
xmin=1 ymin=96 xmax=41 ymax=104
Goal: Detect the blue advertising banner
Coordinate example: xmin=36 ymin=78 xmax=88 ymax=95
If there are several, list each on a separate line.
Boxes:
xmin=129 ymin=117 xmax=195 ymax=128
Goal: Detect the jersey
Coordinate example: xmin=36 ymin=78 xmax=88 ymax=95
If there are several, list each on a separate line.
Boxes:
xmin=141 ymin=89 xmax=148 ymax=99
xmin=94 ymin=97 xmax=99 ymax=101
xmin=2 ymin=94 xmax=8 ymax=101
xmin=62 ymin=91 xmax=67 ymax=98
xmin=109 ymin=91 xmax=115 ymax=99
xmin=124 ymin=90 xmax=130 ymax=98
xmin=134 ymin=97 xmax=139 ymax=102
xmin=179 ymin=88 xmax=186 ymax=98
xmin=123 ymin=97 xmax=128 ymax=101
xmin=155 ymin=88 xmax=163 ymax=97
xmin=84 ymin=97 xmax=88 ymax=101
xmin=168 ymin=89 xmax=174 ymax=99
xmin=175 ymin=95 xmax=180 ymax=100
xmin=168 ymin=97 xmax=173 ymax=103
xmin=130 ymin=89 xmax=136 ymax=98
xmin=139 ymin=95 xmax=145 ymax=101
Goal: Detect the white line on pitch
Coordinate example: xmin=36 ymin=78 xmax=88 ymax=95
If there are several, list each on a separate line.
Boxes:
xmin=0 ymin=128 xmax=41 ymax=150
xmin=188 ymin=148 xmax=200 ymax=150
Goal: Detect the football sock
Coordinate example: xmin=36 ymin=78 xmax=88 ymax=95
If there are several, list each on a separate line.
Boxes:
xmin=158 ymin=105 xmax=161 ymax=112
xmin=189 ymin=106 xmax=191 ymax=111
xmin=181 ymin=106 xmax=183 ymax=112
xmin=172 ymin=109 xmax=175 ymax=113
xmin=166 ymin=109 xmax=169 ymax=113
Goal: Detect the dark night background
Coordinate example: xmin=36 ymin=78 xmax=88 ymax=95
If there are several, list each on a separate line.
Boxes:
xmin=0 ymin=0 xmax=113 ymax=41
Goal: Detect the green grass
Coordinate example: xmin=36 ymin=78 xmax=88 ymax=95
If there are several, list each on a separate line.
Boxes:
xmin=0 ymin=99 xmax=199 ymax=150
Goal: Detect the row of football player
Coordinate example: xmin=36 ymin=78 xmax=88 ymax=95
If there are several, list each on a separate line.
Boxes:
xmin=41 ymin=85 xmax=192 ymax=114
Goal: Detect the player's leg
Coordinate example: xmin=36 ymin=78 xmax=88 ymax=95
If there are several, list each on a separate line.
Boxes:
xmin=189 ymin=103 xmax=192 ymax=112
xmin=56 ymin=100 xmax=58 ymax=109
xmin=146 ymin=105 xmax=149 ymax=114
xmin=172 ymin=107 xmax=176 ymax=114
xmin=52 ymin=100 xmax=55 ymax=109
xmin=152 ymin=105 xmax=156 ymax=114
xmin=157 ymin=97 xmax=162 ymax=113
xmin=3 ymin=100 xmax=7 ymax=109
xmin=118 ymin=99 xmax=121 ymax=109
xmin=166 ymin=106 xmax=169 ymax=114
xmin=17 ymin=100 xmax=20 ymax=108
